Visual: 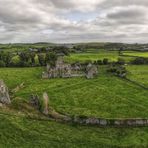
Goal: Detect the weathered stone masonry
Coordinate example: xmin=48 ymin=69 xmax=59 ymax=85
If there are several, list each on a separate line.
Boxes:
xmin=42 ymin=57 xmax=98 ymax=79
xmin=0 ymin=80 xmax=11 ymax=104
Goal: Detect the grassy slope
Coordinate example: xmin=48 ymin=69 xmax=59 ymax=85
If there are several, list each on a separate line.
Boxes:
xmin=0 ymin=66 xmax=148 ymax=118
xmin=0 ymin=62 xmax=148 ymax=147
xmin=127 ymin=65 xmax=148 ymax=87
xmin=0 ymin=113 xmax=148 ymax=148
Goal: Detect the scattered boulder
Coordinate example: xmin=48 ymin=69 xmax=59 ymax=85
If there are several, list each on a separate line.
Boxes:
xmin=0 ymin=80 xmax=11 ymax=104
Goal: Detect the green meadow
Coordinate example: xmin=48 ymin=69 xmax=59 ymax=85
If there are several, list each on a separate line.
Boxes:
xmin=123 ymin=51 xmax=148 ymax=58
xmin=65 ymin=51 xmax=134 ymax=63
xmin=0 ymin=66 xmax=148 ymax=118
xmin=126 ymin=65 xmax=148 ymax=87
xmin=0 ymin=49 xmax=148 ymax=147
xmin=0 ymin=113 xmax=148 ymax=148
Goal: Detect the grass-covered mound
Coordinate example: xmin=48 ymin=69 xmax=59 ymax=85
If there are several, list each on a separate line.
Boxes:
xmin=0 ymin=66 xmax=148 ymax=118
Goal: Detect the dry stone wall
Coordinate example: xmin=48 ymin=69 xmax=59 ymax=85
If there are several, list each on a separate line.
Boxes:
xmin=71 ymin=116 xmax=148 ymax=127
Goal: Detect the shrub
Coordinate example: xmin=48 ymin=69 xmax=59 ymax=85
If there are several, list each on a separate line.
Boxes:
xmin=103 ymin=58 xmax=109 ymax=65
xmin=131 ymin=57 xmax=148 ymax=65
xmin=96 ymin=60 xmax=103 ymax=65
xmin=117 ymin=58 xmax=125 ymax=65
xmin=107 ymin=64 xmax=127 ymax=78
xmin=0 ymin=60 xmax=6 ymax=67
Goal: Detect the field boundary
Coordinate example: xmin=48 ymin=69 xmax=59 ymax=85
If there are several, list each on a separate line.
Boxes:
xmin=46 ymin=109 xmax=148 ymax=127
xmin=123 ymin=77 xmax=148 ymax=90
xmin=1 ymin=109 xmax=148 ymax=127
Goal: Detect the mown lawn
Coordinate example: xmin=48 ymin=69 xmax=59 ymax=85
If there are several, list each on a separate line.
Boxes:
xmin=0 ymin=113 xmax=148 ymax=148
xmin=0 ymin=66 xmax=148 ymax=118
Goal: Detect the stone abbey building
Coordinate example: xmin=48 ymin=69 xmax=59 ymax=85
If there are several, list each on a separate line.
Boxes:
xmin=42 ymin=57 xmax=98 ymax=79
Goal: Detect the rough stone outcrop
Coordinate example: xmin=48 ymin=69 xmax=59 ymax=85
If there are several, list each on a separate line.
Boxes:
xmin=0 ymin=80 xmax=11 ymax=104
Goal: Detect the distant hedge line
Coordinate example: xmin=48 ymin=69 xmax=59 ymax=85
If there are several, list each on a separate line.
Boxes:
xmin=0 ymin=51 xmax=148 ymax=68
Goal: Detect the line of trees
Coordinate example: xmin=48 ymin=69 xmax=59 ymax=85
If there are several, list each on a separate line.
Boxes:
xmin=0 ymin=51 xmax=58 ymax=67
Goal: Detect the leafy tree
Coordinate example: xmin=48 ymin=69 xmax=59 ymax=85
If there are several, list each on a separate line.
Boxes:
xmin=38 ymin=53 xmax=45 ymax=66
xmin=45 ymin=52 xmax=57 ymax=67
xmin=0 ymin=52 xmax=12 ymax=66
xmin=52 ymin=46 xmax=69 ymax=55
xmin=96 ymin=60 xmax=103 ymax=65
xmin=30 ymin=52 xmax=36 ymax=65
xmin=119 ymin=47 xmax=124 ymax=55
xmin=131 ymin=57 xmax=148 ymax=65
xmin=103 ymin=58 xmax=109 ymax=65
xmin=19 ymin=52 xmax=30 ymax=63
xmin=0 ymin=60 xmax=6 ymax=67
xmin=117 ymin=58 xmax=125 ymax=65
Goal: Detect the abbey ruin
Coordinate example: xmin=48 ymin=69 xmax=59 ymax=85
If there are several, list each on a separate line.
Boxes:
xmin=42 ymin=57 xmax=98 ymax=79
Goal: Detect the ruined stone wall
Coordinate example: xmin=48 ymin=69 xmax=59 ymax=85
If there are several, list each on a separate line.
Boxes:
xmin=0 ymin=80 xmax=11 ymax=104
xmin=47 ymin=109 xmax=148 ymax=127
xmin=43 ymin=62 xmax=98 ymax=79
xmin=34 ymin=92 xmax=148 ymax=127
xmin=71 ymin=116 xmax=148 ymax=127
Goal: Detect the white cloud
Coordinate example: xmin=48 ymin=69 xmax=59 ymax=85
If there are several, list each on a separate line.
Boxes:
xmin=0 ymin=0 xmax=148 ymax=43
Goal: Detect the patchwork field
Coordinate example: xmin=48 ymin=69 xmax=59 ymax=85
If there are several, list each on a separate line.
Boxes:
xmin=0 ymin=66 xmax=148 ymax=118
xmin=65 ymin=51 xmax=133 ymax=63
xmin=123 ymin=51 xmax=148 ymax=58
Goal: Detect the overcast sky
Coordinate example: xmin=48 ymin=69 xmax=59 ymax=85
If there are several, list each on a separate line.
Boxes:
xmin=0 ymin=0 xmax=148 ymax=43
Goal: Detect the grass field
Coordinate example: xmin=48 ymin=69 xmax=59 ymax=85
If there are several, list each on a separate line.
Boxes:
xmin=0 ymin=112 xmax=148 ymax=148
xmin=65 ymin=51 xmax=133 ymax=63
xmin=123 ymin=51 xmax=148 ymax=58
xmin=126 ymin=65 xmax=148 ymax=87
xmin=0 ymin=66 xmax=148 ymax=118
xmin=0 ymin=49 xmax=148 ymax=147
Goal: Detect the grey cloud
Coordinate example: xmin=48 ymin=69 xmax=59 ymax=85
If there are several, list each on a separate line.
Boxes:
xmin=100 ymin=0 xmax=148 ymax=9
xmin=107 ymin=8 xmax=146 ymax=20
xmin=0 ymin=0 xmax=148 ymax=43
xmin=103 ymin=6 xmax=148 ymax=27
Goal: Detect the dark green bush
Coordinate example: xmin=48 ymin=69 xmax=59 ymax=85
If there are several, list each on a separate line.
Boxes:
xmin=131 ymin=57 xmax=148 ymax=65
xmin=0 ymin=60 xmax=6 ymax=67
